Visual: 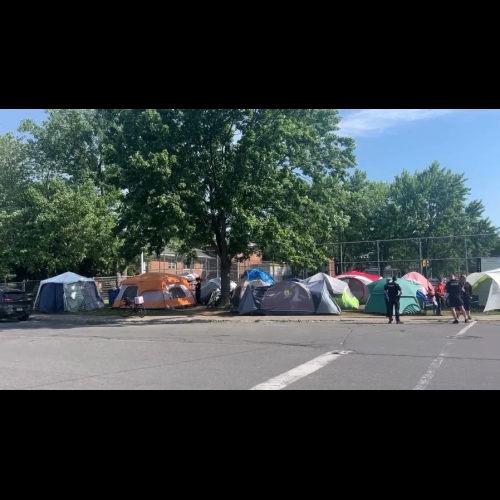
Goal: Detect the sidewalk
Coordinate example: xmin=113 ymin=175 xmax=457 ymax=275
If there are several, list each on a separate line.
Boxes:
xmin=29 ymin=313 xmax=500 ymax=326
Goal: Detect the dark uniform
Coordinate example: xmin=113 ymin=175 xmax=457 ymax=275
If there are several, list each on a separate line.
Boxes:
xmin=195 ymin=280 xmax=202 ymax=305
xmin=446 ymin=279 xmax=464 ymax=309
xmin=461 ymin=281 xmax=473 ymax=315
xmin=386 ymin=280 xmax=403 ymax=323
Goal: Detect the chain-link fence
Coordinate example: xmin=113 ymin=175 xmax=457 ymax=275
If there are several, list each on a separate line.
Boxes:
xmin=333 ymin=234 xmax=499 ymax=280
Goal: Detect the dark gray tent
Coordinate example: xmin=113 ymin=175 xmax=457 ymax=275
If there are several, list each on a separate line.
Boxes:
xmin=200 ymin=278 xmax=237 ymax=305
xmin=239 ymin=280 xmax=341 ymax=316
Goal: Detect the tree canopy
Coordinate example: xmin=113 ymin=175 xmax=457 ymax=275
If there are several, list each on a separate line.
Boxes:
xmin=0 ymin=110 xmax=498 ymax=291
xmin=101 ymin=108 xmax=357 ymax=302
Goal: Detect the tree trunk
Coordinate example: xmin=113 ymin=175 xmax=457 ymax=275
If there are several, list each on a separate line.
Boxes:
xmin=219 ymin=244 xmax=232 ymax=307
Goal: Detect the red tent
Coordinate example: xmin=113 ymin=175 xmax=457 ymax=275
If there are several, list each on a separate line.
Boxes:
xmin=335 ymin=271 xmax=381 ymax=281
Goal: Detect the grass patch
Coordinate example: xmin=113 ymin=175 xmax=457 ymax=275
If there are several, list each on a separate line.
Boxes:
xmin=62 ymin=306 xmax=234 ymax=318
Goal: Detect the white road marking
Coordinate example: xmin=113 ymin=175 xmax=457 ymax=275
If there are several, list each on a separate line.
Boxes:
xmin=250 ymin=351 xmax=346 ymax=391
xmin=413 ymin=321 xmax=477 ymax=391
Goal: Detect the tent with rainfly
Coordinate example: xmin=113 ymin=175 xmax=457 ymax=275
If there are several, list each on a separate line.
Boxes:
xmin=112 ymin=273 xmax=196 ymax=310
xmin=335 ymin=271 xmax=382 ymax=304
xmin=239 ymin=279 xmax=341 ymax=316
xmin=304 ymin=273 xmax=359 ymax=309
xmin=35 ymin=272 xmax=104 ymax=314
xmin=466 ymin=269 xmax=500 ymax=312
xmin=200 ymin=278 xmax=237 ymax=305
xmin=364 ymin=278 xmax=422 ymax=316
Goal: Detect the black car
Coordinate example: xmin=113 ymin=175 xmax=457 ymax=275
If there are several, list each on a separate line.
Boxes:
xmin=0 ymin=289 xmax=33 ymax=321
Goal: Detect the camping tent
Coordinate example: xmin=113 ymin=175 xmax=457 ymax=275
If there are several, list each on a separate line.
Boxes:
xmin=112 ymin=273 xmax=196 ymax=310
xmin=364 ymin=278 xmax=421 ymax=316
xmin=35 ymin=272 xmax=104 ymax=314
xmin=466 ymin=269 xmax=500 ymax=312
xmin=402 ymin=272 xmax=435 ymax=297
xmin=239 ymin=280 xmax=341 ymax=316
xmin=304 ymin=273 xmax=359 ymax=309
xmin=231 ymin=269 xmax=276 ymax=307
xmin=336 ymin=271 xmax=382 ymax=282
xmin=200 ymin=278 xmax=237 ymax=305
xmin=335 ymin=272 xmax=381 ymax=304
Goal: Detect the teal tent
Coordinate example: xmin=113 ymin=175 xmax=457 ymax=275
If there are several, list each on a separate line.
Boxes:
xmin=365 ymin=278 xmax=421 ymax=316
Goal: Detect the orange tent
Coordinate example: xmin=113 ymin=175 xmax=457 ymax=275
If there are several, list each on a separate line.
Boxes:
xmin=112 ymin=273 xmax=196 ymax=310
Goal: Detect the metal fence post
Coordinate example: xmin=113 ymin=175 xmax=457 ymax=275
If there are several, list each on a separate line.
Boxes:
xmin=465 ymin=236 xmax=469 ymax=275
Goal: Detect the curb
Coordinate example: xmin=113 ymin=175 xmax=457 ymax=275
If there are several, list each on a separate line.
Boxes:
xmin=28 ymin=315 xmax=499 ymax=327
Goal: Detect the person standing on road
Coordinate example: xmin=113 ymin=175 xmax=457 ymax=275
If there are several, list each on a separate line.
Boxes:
xmin=384 ymin=278 xmax=392 ymax=319
xmin=385 ymin=277 xmax=404 ymax=324
xmin=460 ymin=275 xmax=473 ymax=321
xmin=446 ymin=274 xmax=469 ymax=324
xmin=435 ymin=278 xmax=446 ymax=316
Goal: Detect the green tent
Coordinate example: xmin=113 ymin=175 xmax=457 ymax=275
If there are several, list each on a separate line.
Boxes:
xmin=365 ymin=278 xmax=421 ymax=315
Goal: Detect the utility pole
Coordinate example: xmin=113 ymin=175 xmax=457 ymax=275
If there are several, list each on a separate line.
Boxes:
xmin=141 ymin=251 xmax=146 ymax=274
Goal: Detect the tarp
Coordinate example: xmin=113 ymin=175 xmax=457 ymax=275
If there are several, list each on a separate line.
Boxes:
xmin=244 ymin=269 xmax=275 ymax=285
xmin=402 ymin=272 xmax=435 ymax=296
xmin=304 ymin=273 xmax=359 ymax=309
xmin=113 ymin=273 xmax=196 ymax=309
xmin=467 ymin=269 xmax=500 ymax=312
xmin=35 ymin=272 xmax=104 ymax=314
xmin=365 ymin=278 xmax=421 ymax=315
xmin=231 ymin=269 xmax=276 ymax=307
xmin=239 ymin=280 xmax=341 ymax=316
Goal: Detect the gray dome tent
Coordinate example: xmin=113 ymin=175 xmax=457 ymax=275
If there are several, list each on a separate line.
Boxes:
xmin=200 ymin=278 xmax=237 ymax=305
xmin=239 ymin=280 xmax=341 ymax=316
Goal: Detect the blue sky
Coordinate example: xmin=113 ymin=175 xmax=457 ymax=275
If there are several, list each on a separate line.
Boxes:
xmin=1 ymin=109 xmax=499 ymax=226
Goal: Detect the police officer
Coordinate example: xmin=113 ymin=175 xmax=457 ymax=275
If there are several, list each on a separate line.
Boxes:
xmin=459 ymin=275 xmax=473 ymax=322
xmin=385 ymin=277 xmax=404 ymax=324
xmin=446 ymin=274 xmax=469 ymax=324
xmin=384 ymin=278 xmax=392 ymax=318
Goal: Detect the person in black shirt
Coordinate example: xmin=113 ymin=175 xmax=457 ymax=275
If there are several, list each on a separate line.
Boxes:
xmin=385 ymin=277 xmax=404 ymax=324
xmin=460 ymin=275 xmax=473 ymax=321
xmin=195 ymin=277 xmax=202 ymax=305
xmin=446 ymin=274 xmax=469 ymax=324
xmin=383 ymin=278 xmax=392 ymax=318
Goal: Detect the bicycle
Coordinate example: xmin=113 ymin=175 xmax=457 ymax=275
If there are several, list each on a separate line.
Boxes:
xmin=118 ymin=297 xmax=146 ymax=318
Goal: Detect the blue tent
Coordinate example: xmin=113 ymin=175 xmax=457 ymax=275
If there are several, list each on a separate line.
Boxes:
xmin=244 ymin=269 xmax=275 ymax=285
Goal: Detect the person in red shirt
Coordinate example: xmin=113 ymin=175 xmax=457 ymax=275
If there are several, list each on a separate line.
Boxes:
xmin=435 ymin=278 xmax=446 ymax=317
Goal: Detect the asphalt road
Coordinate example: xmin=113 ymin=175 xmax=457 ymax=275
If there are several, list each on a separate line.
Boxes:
xmin=0 ymin=319 xmax=499 ymax=390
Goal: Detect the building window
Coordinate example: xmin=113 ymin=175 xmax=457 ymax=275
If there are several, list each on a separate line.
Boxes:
xmin=167 ymin=259 xmax=176 ymax=270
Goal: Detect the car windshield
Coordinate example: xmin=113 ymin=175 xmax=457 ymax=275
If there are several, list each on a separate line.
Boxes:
xmin=3 ymin=292 xmax=27 ymax=301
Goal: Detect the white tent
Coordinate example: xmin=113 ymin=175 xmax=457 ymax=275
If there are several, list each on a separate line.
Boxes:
xmin=304 ymin=273 xmax=359 ymax=309
xmin=35 ymin=272 xmax=104 ymax=314
xmin=467 ymin=269 xmax=500 ymax=312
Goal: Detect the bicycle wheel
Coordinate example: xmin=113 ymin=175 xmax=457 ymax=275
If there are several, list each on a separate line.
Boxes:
xmin=118 ymin=304 xmax=134 ymax=318
xmin=136 ymin=305 xmax=146 ymax=318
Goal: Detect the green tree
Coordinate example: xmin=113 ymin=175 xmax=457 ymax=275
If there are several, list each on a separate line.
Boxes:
xmin=381 ymin=162 xmax=498 ymax=276
xmin=7 ymin=179 xmax=119 ymax=278
xmin=101 ymin=109 xmax=356 ymax=303
xmin=16 ymin=110 xmax=126 ymax=278
xmin=0 ymin=133 xmax=31 ymax=280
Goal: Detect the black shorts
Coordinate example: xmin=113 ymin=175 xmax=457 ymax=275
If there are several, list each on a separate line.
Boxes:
xmin=449 ymin=296 xmax=464 ymax=308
